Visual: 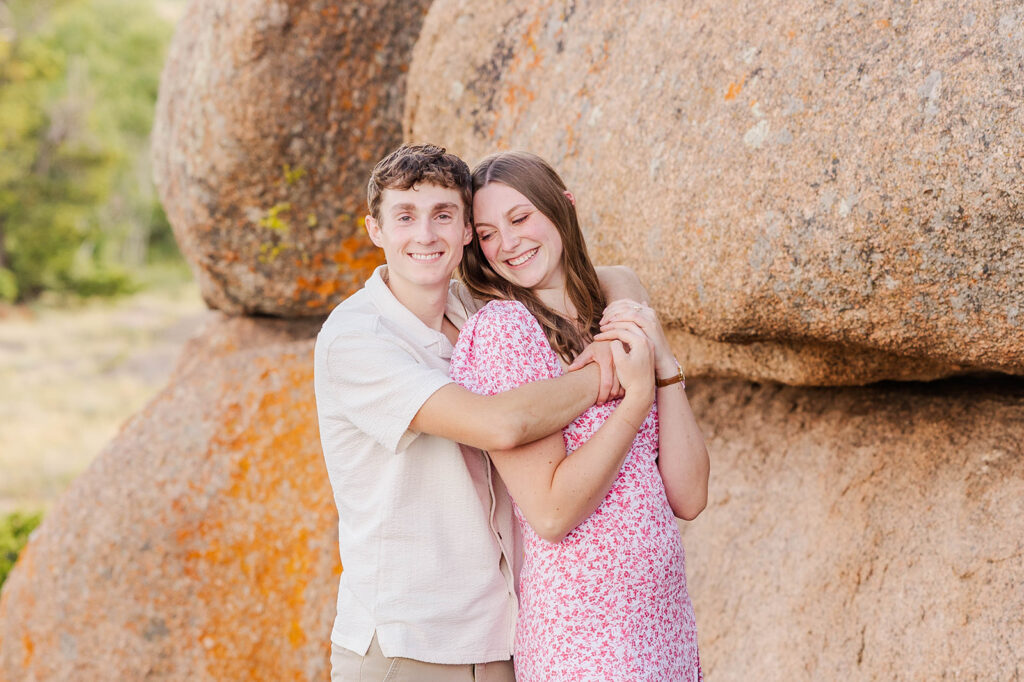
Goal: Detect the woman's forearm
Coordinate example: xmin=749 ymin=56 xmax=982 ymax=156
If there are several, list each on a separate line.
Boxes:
xmin=491 ymin=389 xmax=653 ymax=544
xmin=537 ymin=392 xmax=652 ymax=541
xmin=655 ymin=380 xmax=710 ymax=520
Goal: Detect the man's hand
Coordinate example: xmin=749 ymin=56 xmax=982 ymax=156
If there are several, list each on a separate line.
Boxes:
xmin=567 ymin=340 xmax=624 ymax=404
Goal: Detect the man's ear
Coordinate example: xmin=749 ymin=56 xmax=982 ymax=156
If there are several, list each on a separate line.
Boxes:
xmin=563 ymin=190 xmax=576 ymax=207
xmin=365 ymin=215 xmax=383 ymax=248
xmin=462 ymin=219 xmax=473 ymax=246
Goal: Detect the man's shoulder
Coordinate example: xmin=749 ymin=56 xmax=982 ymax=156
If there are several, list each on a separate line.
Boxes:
xmin=318 ymin=288 xmax=378 ymax=340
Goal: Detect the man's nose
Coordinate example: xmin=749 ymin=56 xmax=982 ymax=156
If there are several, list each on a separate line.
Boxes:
xmin=413 ymin=216 xmax=437 ymax=242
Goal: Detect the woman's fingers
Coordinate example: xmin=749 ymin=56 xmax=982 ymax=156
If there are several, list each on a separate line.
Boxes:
xmin=601 ymin=299 xmax=653 ymax=324
xmin=594 ymin=324 xmax=652 ymax=360
xmin=601 ymin=307 xmax=658 ymax=338
xmin=595 ymin=321 xmax=651 ymax=345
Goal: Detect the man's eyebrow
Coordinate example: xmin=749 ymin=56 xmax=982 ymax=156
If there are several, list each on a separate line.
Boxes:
xmin=389 ymin=202 xmax=460 ymax=213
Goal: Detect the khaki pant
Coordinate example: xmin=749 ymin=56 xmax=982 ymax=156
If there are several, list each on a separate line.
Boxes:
xmin=331 ymin=636 xmax=516 ymax=682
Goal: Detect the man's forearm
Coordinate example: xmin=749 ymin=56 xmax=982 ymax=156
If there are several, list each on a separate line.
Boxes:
xmin=409 ymin=365 xmax=600 ymax=452
xmin=496 ymin=364 xmax=599 ymax=447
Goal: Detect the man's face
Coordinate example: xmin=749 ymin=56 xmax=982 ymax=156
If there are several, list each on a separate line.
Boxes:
xmin=365 ymin=183 xmax=472 ymax=293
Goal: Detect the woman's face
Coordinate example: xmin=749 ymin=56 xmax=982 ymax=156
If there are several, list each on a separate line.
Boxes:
xmin=472 ymin=182 xmax=565 ymax=292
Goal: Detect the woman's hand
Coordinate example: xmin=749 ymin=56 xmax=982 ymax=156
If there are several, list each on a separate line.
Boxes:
xmin=592 ymin=322 xmax=655 ymax=409
xmin=600 ymin=299 xmax=677 ymax=379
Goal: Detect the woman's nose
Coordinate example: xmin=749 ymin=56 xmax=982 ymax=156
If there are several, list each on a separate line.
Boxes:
xmin=499 ymin=228 xmax=520 ymax=251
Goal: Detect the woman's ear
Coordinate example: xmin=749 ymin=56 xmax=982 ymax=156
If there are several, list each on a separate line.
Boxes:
xmin=563 ymin=190 xmax=576 ymax=207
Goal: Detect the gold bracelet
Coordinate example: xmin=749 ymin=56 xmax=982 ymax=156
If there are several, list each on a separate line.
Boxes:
xmin=655 ymin=359 xmax=686 ymax=389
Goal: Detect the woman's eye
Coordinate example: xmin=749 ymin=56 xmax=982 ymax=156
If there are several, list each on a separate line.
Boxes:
xmin=478 ymin=232 xmax=493 ymax=241
xmin=511 ymin=214 xmax=528 ymax=225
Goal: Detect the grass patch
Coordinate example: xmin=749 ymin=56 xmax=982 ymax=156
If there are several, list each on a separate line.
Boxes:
xmin=0 ymin=277 xmax=207 ymax=514
xmin=1 ymin=510 xmax=43 ymax=588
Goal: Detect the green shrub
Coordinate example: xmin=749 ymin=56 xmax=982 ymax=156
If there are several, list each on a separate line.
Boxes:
xmin=0 ymin=510 xmax=43 ymax=588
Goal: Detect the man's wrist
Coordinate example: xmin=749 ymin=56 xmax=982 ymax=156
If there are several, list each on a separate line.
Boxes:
xmin=578 ymin=363 xmax=602 ymax=401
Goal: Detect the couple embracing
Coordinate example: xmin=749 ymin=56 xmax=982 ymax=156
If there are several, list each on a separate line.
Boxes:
xmin=314 ymin=144 xmax=710 ymax=681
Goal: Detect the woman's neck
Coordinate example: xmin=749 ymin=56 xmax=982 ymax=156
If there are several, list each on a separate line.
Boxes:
xmin=533 ymin=277 xmax=576 ymax=321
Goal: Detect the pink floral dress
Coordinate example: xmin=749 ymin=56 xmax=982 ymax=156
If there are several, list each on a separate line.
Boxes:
xmin=450 ymin=300 xmax=702 ymax=682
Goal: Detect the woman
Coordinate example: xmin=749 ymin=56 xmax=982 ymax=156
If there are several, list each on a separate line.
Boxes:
xmin=449 ymin=151 xmax=709 ymax=681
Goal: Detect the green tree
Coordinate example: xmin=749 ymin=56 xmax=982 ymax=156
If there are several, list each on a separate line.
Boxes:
xmin=0 ymin=0 xmax=178 ymax=301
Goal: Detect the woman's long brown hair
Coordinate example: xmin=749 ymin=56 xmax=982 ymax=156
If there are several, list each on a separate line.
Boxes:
xmin=459 ymin=151 xmax=606 ymax=363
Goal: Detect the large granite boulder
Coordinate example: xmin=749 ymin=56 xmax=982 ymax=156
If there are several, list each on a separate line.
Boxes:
xmin=0 ymin=319 xmax=336 ymax=680
xmin=152 ymin=0 xmax=430 ymax=316
xmin=2 ymin=314 xmax=1021 ymax=678
xmin=405 ymin=0 xmax=1024 ymax=385
xmin=681 ymin=376 xmax=1024 ymax=678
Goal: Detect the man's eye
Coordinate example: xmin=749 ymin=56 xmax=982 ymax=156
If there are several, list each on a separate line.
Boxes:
xmin=437 ymin=213 xmax=452 ymax=221
xmin=397 ymin=215 xmax=413 ymax=222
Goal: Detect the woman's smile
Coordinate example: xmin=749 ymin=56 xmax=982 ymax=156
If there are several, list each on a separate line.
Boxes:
xmin=506 ymin=247 xmax=539 ymax=267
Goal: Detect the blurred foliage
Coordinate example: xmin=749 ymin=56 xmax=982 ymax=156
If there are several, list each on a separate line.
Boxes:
xmin=0 ymin=0 xmax=179 ymax=302
xmin=0 ymin=509 xmax=42 ymax=588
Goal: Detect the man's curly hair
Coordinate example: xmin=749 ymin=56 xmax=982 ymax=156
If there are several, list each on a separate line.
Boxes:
xmin=367 ymin=144 xmax=472 ymax=223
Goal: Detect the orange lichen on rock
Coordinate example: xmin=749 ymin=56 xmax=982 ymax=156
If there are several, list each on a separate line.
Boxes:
xmin=330 ymin=235 xmax=385 ymax=279
xmin=0 ymin=323 xmax=339 ymax=680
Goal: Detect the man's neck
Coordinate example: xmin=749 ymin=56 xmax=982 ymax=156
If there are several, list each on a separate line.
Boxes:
xmin=383 ymin=269 xmax=449 ymax=332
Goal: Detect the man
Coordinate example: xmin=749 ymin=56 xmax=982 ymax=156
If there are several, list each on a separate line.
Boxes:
xmin=314 ymin=144 xmax=645 ymax=681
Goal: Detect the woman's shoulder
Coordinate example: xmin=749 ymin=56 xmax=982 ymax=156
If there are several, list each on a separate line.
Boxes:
xmin=454 ymin=298 xmax=560 ymax=384
xmin=460 ymin=299 xmax=546 ymax=348
xmin=467 ymin=298 xmax=533 ymax=327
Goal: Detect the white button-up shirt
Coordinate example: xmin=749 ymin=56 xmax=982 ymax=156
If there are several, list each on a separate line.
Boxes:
xmin=314 ymin=266 xmax=519 ymax=664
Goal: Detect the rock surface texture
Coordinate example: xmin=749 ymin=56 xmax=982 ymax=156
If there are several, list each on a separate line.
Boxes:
xmin=152 ymin=0 xmax=431 ymax=316
xmin=406 ymin=0 xmax=1024 ymax=385
xmin=0 ymin=319 xmax=336 ymax=681
xmin=681 ymin=377 xmax=1024 ymax=679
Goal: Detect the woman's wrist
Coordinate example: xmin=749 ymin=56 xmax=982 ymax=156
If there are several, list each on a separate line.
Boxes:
xmin=655 ymin=358 xmax=686 ymax=389
xmin=622 ymin=382 xmax=655 ymax=409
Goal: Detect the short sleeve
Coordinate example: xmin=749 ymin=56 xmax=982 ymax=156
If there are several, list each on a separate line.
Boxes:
xmin=316 ymin=331 xmax=453 ymax=454
xmin=450 ymin=300 xmax=563 ymax=397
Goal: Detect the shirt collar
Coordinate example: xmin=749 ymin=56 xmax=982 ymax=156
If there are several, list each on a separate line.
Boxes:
xmin=365 ymin=265 xmax=465 ymax=355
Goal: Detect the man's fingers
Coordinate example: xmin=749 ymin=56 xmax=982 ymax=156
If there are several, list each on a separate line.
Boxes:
xmin=567 ymin=346 xmax=594 ymax=372
xmin=608 ymin=339 xmax=627 ymax=365
xmin=596 ymin=358 xmax=614 ymax=404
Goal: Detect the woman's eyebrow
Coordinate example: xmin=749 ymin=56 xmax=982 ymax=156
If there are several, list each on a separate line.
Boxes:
xmin=505 ymin=203 xmax=531 ymax=216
